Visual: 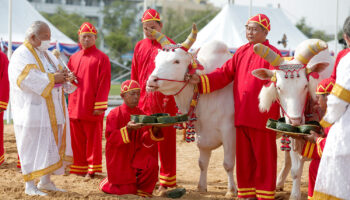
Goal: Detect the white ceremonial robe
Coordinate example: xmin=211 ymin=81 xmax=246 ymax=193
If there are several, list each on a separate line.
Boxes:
xmin=8 ymin=41 xmax=74 ymax=182
xmin=313 ymin=53 xmax=350 ymax=200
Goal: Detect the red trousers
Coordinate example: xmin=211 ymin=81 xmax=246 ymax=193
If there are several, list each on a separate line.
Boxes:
xmin=99 ymin=165 xmax=158 ymax=197
xmin=0 ymin=113 xmax=4 ymax=165
xmin=157 ymin=126 xmax=177 ymax=187
xmin=236 ymin=126 xmax=277 ymax=200
xmin=70 ymin=119 xmax=103 ymax=175
xmin=308 ymin=159 xmax=320 ymax=200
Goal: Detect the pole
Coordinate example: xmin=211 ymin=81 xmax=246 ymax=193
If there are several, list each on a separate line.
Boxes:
xmin=6 ymin=0 xmax=12 ymax=124
xmin=334 ymin=0 xmax=339 ymax=55
xmin=249 ymin=0 xmax=252 ymax=17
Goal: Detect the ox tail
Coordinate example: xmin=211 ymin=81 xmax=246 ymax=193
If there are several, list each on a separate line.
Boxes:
xmin=258 ymin=83 xmax=278 ymax=112
xmin=253 ymin=43 xmax=284 ymax=66
xmin=294 ymin=39 xmax=328 ymax=65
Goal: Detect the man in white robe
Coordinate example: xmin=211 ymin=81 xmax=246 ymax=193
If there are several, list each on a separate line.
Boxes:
xmin=313 ymin=17 xmax=350 ymax=200
xmin=8 ymin=21 xmax=75 ymax=196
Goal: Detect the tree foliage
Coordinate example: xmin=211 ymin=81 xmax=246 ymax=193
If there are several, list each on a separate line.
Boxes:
xmin=42 ymin=8 xmax=91 ymax=42
xmin=296 ymin=17 xmax=332 ymax=42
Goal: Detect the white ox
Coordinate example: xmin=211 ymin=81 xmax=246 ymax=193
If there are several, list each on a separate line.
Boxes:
xmin=252 ymin=39 xmax=334 ymax=200
xmin=146 ymin=25 xmax=236 ymax=197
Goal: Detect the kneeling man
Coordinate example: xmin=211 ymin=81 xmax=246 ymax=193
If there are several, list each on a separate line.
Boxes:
xmin=99 ymin=80 xmax=163 ymax=197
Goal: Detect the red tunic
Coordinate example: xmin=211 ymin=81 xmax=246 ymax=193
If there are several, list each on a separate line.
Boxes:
xmin=105 ymin=103 xmax=162 ymax=185
xmin=0 ymin=51 xmax=9 ymax=165
xmin=131 ymin=38 xmax=177 ymax=116
xmin=198 ymin=40 xmax=280 ymax=130
xmin=331 ymin=48 xmax=350 ymax=80
xmin=68 ymin=45 xmax=111 ymax=121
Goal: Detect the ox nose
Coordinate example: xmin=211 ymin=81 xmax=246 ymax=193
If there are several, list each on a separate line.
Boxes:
xmin=146 ymin=76 xmax=159 ymax=92
xmin=289 ymin=117 xmax=302 ymax=126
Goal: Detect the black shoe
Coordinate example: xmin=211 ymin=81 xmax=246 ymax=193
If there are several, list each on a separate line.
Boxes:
xmin=166 ymin=188 xmax=186 ymax=199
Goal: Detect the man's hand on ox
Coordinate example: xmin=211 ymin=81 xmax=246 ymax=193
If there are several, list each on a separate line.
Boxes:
xmin=303 ymin=130 xmax=324 ymax=143
xmin=185 ymin=73 xmax=200 ymax=84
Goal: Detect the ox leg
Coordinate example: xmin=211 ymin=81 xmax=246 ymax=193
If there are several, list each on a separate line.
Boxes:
xmin=222 ymin=133 xmax=237 ymax=198
xmin=197 ymin=148 xmax=211 ymax=192
xmin=289 ymin=150 xmax=304 ymax=200
xmin=276 ymin=150 xmax=291 ymax=191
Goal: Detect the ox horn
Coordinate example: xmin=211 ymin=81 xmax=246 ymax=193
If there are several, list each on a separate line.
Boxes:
xmin=253 ymin=43 xmax=284 ymax=66
xmin=294 ymin=39 xmax=328 ymax=64
xmin=146 ymin=27 xmax=172 ymax=48
xmin=181 ymin=23 xmax=198 ymax=51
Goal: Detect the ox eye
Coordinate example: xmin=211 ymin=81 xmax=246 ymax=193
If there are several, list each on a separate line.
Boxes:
xmin=173 ymin=60 xmax=180 ymax=64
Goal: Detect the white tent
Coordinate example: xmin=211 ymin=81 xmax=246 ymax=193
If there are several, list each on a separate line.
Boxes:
xmin=0 ymin=0 xmax=75 ymax=44
xmin=192 ymin=4 xmax=308 ymax=55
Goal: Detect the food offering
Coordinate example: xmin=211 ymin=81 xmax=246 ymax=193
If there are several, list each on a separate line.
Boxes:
xmin=266 ymin=117 xmax=322 ymax=136
xmin=131 ymin=113 xmax=189 ymax=127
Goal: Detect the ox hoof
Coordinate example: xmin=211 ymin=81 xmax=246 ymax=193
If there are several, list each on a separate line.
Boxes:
xmin=197 ymin=186 xmax=207 ymax=193
xmin=225 ymin=190 xmax=237 ymax=198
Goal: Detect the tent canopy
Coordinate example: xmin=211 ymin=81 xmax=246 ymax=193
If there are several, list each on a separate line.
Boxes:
xmin=0 ymin=0 xmax=75 ymax=44
xmin=192 ymin=4 xmax=308 ymax=54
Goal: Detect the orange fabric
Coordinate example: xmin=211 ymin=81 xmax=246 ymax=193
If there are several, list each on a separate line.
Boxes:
xmin=247 ymin=14 xmax=271 ymax=31
xmin=121 ymin=80 xmax=140 ymax=94
xmin=78 ymin=22 xmax=97 ymax=35
xmin=316 ymin=78 xmax=335 ymax=94
xmin=141 ymin=9 xmax=161 ymax=23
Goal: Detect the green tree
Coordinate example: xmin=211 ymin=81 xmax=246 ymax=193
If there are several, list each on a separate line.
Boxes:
xmin=296 ymin=17 xmax=332 ymax=42
xmin=42 ymin=8 xmax=91 ymax=42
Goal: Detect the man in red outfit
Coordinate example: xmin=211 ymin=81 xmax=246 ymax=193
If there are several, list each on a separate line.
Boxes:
xmin=100 ymin=80 xmax=163 ymax=197
xmin=330 ymin=16 xmax=350 ymax=80
xmin=301 ymin=78 xmax=334 ymax=200
xmin=190 ymin=14 xmax=281 ymax=200
xmin=131 ymin=9 xmax=178 ymax=192
xmin=68 ymin=22 xmax=111 ymax=177
xmin=0 ymin=51 xmax=9 ymax=166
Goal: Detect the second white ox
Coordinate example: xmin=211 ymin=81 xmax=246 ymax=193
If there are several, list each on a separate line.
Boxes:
xmin=252 ymin=39 xmax=334 ymax=200
xmin=146 ymin=25 xmax=236 ymax=197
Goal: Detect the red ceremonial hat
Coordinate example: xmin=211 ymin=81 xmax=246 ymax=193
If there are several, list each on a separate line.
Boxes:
xmin=316 ymin=78 xmax=335 ymax=94
xmin=141 ymin=8 xmax=161 ymax=23
xmin=78 ymin=22 xmax=97 ymax=35
xmin=121 ymin=80 xmax=140 ymax=94
xmin=247 ymin=14 xmax=271 ymax=31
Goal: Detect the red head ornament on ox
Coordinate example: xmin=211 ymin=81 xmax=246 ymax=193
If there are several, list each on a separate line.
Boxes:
xmin=252 ymin=39 xmax=328 ymax=126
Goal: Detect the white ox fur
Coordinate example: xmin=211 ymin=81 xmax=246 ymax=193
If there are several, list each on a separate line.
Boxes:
xmin=252 ymin=41 xmax=334 ymax=200
xmin=147 ymin=41 xmax=236 ymax=197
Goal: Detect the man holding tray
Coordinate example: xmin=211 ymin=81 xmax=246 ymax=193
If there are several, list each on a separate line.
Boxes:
xmin=99 ymin=80 xmax=164 ymax=197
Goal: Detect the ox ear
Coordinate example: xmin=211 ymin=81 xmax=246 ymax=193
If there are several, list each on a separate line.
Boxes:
xmin=309 ymin=62 xmax=329 ymax=73
xmin=252 ymin=68 xmax=274 ymax=80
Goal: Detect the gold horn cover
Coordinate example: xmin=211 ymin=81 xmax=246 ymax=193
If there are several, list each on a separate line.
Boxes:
xmin=294 ymin=39 xmax=328 ymax=64
xmin=181 ymin=24 xmax=198 ymax=51
xmin=253 ymin=43 xmax=283 ymax=66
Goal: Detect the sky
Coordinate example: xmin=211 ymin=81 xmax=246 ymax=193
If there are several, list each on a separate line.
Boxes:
xmin=208 ymin=0 xmax=350 ymax=36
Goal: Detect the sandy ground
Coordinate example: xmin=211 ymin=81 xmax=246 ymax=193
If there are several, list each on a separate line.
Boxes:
xmin=0 ymin=124 xmax=309 ymax=200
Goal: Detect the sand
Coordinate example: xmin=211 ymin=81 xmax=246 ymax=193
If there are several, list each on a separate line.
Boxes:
xmin=0 ymin=124 xmax=309 ymax=199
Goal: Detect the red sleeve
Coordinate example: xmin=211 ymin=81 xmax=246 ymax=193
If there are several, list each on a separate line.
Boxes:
xmin=131 ymin=43 xmax=139 ymax=82
xmin=0 ymin=53 xmax=9 ymax=110
xmin=198 ymin=57 xmax=235 ymax=94
xmin=141 ymin=127 xmax=164 ymax=147
xmin=105 ymin=112 xmax=131 ymax=147
xmin=301 ymin=141 xmax=319 ymax=159
xmin=316 ymin=137 xmax=326 ymax=158
xmin=94 ymin=54 xmax=111 ymax=111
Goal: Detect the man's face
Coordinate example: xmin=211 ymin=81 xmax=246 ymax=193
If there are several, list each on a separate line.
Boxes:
xmin=31 ymin=25 xmax=51 ymax=48
xmin=344 ymin=33 xmax=350 ymax=48
xmin=245 ymin=22 xmax=268 ymax=44
xmin=143 ymin=21 xmax=162 ymax=40
xmin=79 ymin=33 xmax=96 ymax=49
xmin=316 ymin=94 xmax=328 ymax=113
xmin=122 ymin=89 xmax=140 ymax=108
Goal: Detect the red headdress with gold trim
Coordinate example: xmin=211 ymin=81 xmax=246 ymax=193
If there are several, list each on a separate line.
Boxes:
xmin=141 ymin=9 xmax=161 ymax=23
xmin=78 ymin=22 xmax=97 ymax=35
xmin=247 ymin=13 xmax=271 ymax=31
xmin=121 ymin=80 xmax=140 ymax=94
xmin=316 ymin=78 xmax=335 ymax=94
